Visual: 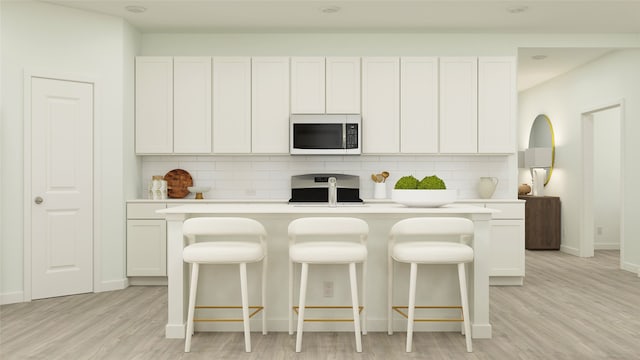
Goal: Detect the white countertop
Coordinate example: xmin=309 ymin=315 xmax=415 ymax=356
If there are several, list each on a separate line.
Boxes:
xmin=129 ymin=198 xmax=523 ymax=204
xmin=156 ymin=202 xmax=495 ymax=215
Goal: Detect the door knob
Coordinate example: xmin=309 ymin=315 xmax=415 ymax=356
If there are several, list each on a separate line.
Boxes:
xmin=34 ymin=196 xmax=44 ymax=204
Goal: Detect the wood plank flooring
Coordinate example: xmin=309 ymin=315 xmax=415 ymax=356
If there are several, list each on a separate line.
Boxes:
xmin=2 ymin=250 xmax=639 ymax=359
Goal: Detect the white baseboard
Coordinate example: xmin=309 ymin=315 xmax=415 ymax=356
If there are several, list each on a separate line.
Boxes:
xmin=621 ymin=261 xmax=639 ymax=274
xmin=97 ymin=278 xmax=129 ymax=293
xmin=128 ymin=277 xmax=167 ymax=286
xmin=560 ymin=245 xmax=580 ymax=256
xmin=594 ymin=243 xmax=620 ymax=250
xmin=490 ymin=276 xmax=524 ymax=286
xmin=1 ymin=291 xmax=25 ymax=305
xmin=185 ymin=319 xmax=489 ymax=338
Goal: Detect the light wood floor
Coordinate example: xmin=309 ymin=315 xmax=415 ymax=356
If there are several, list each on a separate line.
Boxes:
xmin=2 ymin=250 xmax=639 ymax=359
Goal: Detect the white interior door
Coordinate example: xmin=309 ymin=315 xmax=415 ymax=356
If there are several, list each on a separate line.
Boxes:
xmin=31 ymin=77 xmax=93 ymax=299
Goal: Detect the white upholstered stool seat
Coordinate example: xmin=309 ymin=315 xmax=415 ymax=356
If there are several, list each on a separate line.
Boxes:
xmin=392 ymin=241 xmax=473 ymax=264
xmin=182 ymin=217 xmax=267 ymax=353
xmin=388 ymin=217 xmax=474 ymax=353
xmin=183 ymin=241 xmax=264 ymax=264
xmin=290 ymin=241 xmax=367 ymax=264
xmin=288 ymin=217 xmax=369 ymax=353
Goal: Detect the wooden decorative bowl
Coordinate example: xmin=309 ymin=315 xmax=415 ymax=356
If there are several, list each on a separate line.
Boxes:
xmin=164 ymin=169 xmax=193 ymax=198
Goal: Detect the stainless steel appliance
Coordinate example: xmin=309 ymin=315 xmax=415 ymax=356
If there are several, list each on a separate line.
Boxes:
xmin=290 ymin=114 xmax=361 ymax=155
xmin=289 ymin=174 xmax=363 ymax=203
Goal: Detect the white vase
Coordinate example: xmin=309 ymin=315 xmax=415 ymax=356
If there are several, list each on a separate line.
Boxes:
xmin=477 ymin=177 xmax=498 ymax=199
xmin=531 ymin=168 xmax=546 ymax=196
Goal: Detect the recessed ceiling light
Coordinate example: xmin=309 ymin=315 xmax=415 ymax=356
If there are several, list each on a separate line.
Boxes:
xmin=532 ymin=55 xmax=548 ymax=60
xmin=320 ymin=6 xmax=341 ymax=14
xmin=507 ymin=6 xmax=528 ymax=14
xmin=125 ymin=5 xmax=146 ymax=13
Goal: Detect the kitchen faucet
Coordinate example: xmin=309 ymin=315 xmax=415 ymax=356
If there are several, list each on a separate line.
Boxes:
xmin=328 ymin=177 xmax=337 ymax=207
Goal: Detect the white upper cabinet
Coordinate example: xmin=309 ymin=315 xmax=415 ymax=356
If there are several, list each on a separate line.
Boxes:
xmin=173 ymin=57 xmax=212 ymax=153
xmin=478 ymin=57 xmax=516 ymax=154
xmin=252 ymin=57 xmax=291 ymax=154
xmin=400 ymin=57 xmax=439 ymax=153
xmin=291 ymin=57 xmax=325 ymax=114
xmin=291 ymin=57 xmax=361 ymax=114
xmin=362 ymin=57 xmax=400 ymax=154
xmin=213 ymin=57 xmax=251 ymax=153
xmin=439 ymin=57 xmax=478 ymax=153
xmin=326 ymin=57 xmax=361 ymax=114
xmin=135 ymin=57 xmax=173 ymax=154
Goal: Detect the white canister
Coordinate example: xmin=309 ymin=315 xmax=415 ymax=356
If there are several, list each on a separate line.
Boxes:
xmin=477 ymin=177 xmax=498 ymax=199
xmin=152 ymin=179 xmax=162 ymax=200
xmin=374 ymin=182 xmax=387 ymax=199
xmin=160 ymin=180 xmax=168 ymax=199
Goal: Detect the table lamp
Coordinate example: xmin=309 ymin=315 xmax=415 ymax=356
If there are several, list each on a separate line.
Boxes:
xmin=525 ymin=147 xmax=552 ymax=196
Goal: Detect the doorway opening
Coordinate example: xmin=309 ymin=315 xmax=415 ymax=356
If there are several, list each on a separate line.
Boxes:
xmin=580 ymin=101 xmax=624 ymax=269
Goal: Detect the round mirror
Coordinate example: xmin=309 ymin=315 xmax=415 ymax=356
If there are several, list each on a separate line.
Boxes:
xmin=528 ymin=114 xmax=555 ymax=185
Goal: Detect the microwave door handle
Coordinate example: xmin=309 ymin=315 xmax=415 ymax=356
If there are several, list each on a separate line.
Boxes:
xmin=342 ymin=123 xmax=347 ymax=149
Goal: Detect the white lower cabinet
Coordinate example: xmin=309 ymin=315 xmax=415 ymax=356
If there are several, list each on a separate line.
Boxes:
xmin=126 ymin=203 xmax=167 ymax=277
xmin=460 ymin=201 xmax=525 ymax=286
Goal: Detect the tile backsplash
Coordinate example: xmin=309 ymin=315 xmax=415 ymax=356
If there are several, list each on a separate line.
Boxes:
xmin=140 ymin=155 xmax=513 ymax=200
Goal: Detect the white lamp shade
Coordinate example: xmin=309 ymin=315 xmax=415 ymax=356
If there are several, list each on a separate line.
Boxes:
xmin=525 ymin=147 xmax=552 ymax=168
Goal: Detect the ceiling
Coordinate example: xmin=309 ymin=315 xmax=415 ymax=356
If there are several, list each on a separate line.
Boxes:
xmin=35 ymin=0 xmax=637 ymax=91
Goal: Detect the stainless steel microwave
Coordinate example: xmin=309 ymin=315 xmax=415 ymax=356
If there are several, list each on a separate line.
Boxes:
xmin=290 ymin=114 xmax=361 ymax=155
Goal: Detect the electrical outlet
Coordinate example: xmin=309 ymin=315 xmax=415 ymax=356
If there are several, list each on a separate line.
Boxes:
xmin=323 ymin=281 xmax=333 ymax=298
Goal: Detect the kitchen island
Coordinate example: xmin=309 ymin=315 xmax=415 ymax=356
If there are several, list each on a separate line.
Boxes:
xmin=158 ymin=202 xmax=494 ymax=339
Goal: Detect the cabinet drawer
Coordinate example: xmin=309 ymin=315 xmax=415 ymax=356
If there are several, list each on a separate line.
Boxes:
xmin=487 ymin=203 xmax=524 ymax=220
xmin=127 ymin=203 xmax=167 ymax=219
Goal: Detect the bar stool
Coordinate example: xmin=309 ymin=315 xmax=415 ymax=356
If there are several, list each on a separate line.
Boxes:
xmin=182 ymin=217 xmax=267 ymax=353
xmin=288 ymin=217 xmax=368 ymax=353
xmin=388 ymin=217 xmax=474 ymax=353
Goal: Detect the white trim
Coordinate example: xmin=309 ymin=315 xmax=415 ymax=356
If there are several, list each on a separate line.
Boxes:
xmin=99 ymin=278 xmax=129 ymax=293
xmin=23 ymin=72 xmax=33 ymax=302
xmin=580 ymin=100 xmax=625 ymax=263
xmin=128 ymin=277 xmax=168 ymax=286
xmin=560 ymin=244 xmax=580 ymax=256
xmin=0 ymin=291 xmax=25 ymax=305
xmin=594 ymin=243 xmax=621 ymax=250
xmin=621 ymin=261 xmax=639 ymax=274
xmin=22 ymin=69 xmax=101 ymax=301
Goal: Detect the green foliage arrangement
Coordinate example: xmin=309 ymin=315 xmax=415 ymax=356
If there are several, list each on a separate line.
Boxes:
xmin=394 ymin=175 xmax=447 ymax=189
xmin=417 ymin=175 xmax=447 ymax=190
xmin=394 ymin=175 xmax=419 ymax=189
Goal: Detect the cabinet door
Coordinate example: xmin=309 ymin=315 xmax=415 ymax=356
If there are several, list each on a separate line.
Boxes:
xmin=252 ymin=57 xmax=290 ymax=154
xmin=439 ymin=57 xmax=478 ymax=153
xmin=127 ymin=219 xmax=167 ymax=276
xmin=362 ymin=57 xmax=400 ymax=154
xmin=173 ymin=57 xmax=212 ymax=153
xmin=326 ymin=57 xmax=361 ymax=114
xmin=291 ymin=57 xmax=325 ymax=114
xmin=478 ymin=57 xmax=516 ymax=153
xmin=400 ymin=57 xmax=438 ymax=153
xmin=213 ymin=57 xmax=251 ymax=153
xmin=490 ymin=219 xmax=525 ymax=279
xmin=135 ymin=57 xmax=173 ymax=154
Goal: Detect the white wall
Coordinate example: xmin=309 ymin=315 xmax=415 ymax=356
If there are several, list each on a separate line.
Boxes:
xmin=141 ymin=155 xmax=513 ymax=201
xmin=519 ymin=49 xmax=640 ymax=273
xmin=0 ymin=1 xmax=140 ymax=302
xmin=593 ymin=107 xmax=621 ymax=249
xmin=140 ymin=33 xmax=640 ymax=57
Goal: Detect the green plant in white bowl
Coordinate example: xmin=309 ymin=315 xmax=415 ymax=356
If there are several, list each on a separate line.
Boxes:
xmin=392 ymin=175 xmax=457 ymax=207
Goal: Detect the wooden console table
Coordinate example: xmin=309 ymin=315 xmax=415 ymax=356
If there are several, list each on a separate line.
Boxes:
xmin=518 ymin=195 xmax=561 ymax=250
